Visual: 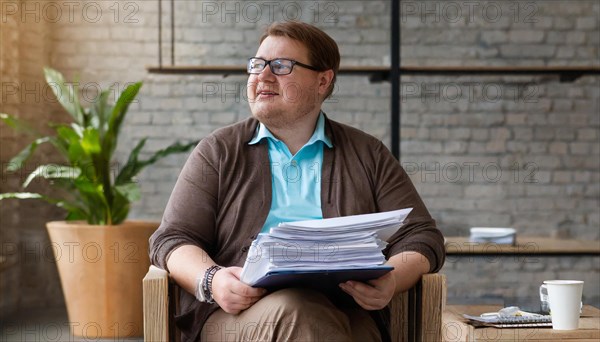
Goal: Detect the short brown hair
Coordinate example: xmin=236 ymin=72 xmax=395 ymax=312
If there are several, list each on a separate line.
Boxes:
xmin=260 ymin=21 xmax=340 ymax=99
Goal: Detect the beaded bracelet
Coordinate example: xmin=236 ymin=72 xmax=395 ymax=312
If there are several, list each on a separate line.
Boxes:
xmin=202 ymin=265 xmax=222 ymax=304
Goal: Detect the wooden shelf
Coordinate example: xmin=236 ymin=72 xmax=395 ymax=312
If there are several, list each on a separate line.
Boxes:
xmin=146 ymin=65 xmax=391 ymax=81
xmin=147 ymin=65 xmax=600 ymax=82
xmin=445 ymin=236 xmax=600 ymax=256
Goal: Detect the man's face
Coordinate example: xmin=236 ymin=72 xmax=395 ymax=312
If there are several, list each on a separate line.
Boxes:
xmin=247 ymin=36 xmax=329 ymax=130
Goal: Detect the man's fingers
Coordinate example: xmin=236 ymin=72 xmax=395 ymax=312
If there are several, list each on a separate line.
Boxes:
xmin=212 ymin=267 xmax=267 ymax=312
xmin=221 ymin=267 xmax=266 ymax=297
xmin=221 ymin=291 xmax=263 ymax=305
xmin=367 ymin=272 xmax=392 ymax=289
xmin=230 ymin=281 xmax=266 ymax=298
xmin=229 ymin=266 xmax=243 ymax=279
xmin=219 ymin=293 xmax=264 ymax=314
xmin=341 ymin=281 xmax=380 ymax=300
xmin=352 ymin=295 xmax=380 ymax=311
xmin=339 ymin=282 xmax=387 ymax=310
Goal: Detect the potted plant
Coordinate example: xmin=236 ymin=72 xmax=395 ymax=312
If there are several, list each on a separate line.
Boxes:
xmin=0 ymin=68 xmax=197 ymax=338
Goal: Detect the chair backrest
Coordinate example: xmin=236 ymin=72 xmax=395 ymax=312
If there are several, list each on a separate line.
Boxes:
xmin=143 ymin=267 xmax=446 ymax=342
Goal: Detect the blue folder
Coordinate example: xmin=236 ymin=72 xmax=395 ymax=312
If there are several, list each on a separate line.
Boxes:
xmin=251 ymin=266 xmax=394 ymax=290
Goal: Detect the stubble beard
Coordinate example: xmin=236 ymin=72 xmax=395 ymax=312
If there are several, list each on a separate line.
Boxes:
xmin=250 ymin=85 xmax=322 ymax=130
xmin=251 ymin=98 xmax=319 ymax=131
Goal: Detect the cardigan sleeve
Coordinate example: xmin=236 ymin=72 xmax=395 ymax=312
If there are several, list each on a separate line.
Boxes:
xmin=371 ymin=140 xmax=446 ymax=273
xmin=148 ymin=136 xmax=221 ymax=271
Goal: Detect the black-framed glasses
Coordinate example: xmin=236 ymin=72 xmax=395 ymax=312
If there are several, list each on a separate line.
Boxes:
xmin=247 ymin=57 xmax=320 ymax=75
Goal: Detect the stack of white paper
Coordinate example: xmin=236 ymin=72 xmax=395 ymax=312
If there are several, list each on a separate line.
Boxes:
xmin=240 ymin=208 xmax=412 ymax=286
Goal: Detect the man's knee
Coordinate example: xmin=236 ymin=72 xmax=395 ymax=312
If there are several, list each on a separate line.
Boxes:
xmin=202 ymin=288 xmax=353 ymax=341
xmin=257 ymin=288 xmax=352 ymax=340
xmin=265 ymin=288 xmax=330 ymax=312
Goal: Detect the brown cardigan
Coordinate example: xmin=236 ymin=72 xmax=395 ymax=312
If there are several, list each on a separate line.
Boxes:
xmin=149 ymin=114 xmax=445 ymax=341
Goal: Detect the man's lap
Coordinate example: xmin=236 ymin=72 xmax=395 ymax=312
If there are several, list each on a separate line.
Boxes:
xmin=201 ymin=287 xmax=381 ymax=341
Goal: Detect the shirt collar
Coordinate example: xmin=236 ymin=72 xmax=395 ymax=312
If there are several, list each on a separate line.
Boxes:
xmin=248 ymin=111 xmax=333 ymax=148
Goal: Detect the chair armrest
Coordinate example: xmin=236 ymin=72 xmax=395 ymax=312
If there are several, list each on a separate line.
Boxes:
xmin=390 ymin=273 xmax=447 ymax=342
xmin=143 ymin=265 xmax=174 ymax=342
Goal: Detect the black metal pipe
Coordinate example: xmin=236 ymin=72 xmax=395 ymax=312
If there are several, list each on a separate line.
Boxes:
xmin=158 ymin=0 xmax=162 ymax=67
xmin=171 ymin=0 xmax=175 ymax=66
xmin=391 ymin=0 xmax=400 ymax=160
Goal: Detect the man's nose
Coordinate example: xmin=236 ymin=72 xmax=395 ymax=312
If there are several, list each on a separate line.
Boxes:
xmin=257 ymin=64 xmax=276 ymax=81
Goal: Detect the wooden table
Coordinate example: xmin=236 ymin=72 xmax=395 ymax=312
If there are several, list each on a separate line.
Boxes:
xmin=442 ymin=305 xmax=600 ymax=341
xmin=445 ymin=237 xmax=600 ymax=255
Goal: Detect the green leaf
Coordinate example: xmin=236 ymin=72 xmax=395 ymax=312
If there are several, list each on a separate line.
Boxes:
xmin=65 ymin=211 xmax=87 ymax=221
xmin=6 ymin=137 xmax=51 ymax=172
xmin=0 ymin=113 xmax=40 ymax=136
xmin=116 ymin=140 xmax=197 ymax=185
xmin=3 ymin=69 xmax=195 ymax=225
xmin=56 ymin=125 xmax=79 ymax=142
xmin=72 ymin=178 xmax=110 ymax=224
xmin=0 ymin=192 xmax=89 ymax=221
xmin=103 ymin=82 xmax=142 ymax=156
xmin=115 ymin=138 xmax=146 ymax=184
xmin=56 ymin=125 xmax=88 ymax=166
xmin=81 ymin=128 xmax=101 ymax=154
xmin=73 ymin=178 xmax=102 ymax=194
xmin=70 ymin=123 xmax=84 ymax=137
xmin=115 ymin=182 xmax=141 ymax=202
xmin=44 ymin=68 xmax=84 ymax=124
xmin=23 ymin=165 xmax=81 ymax=188
xmin=43 ymin=133 xmax=69 ymax=160
xmin=90 ymin=90 xmax=111 ymax=137
xmin=110 ymin=190 xmax=131 ymax=225
xmin=0 ymin=192 xmax=46 ymax=201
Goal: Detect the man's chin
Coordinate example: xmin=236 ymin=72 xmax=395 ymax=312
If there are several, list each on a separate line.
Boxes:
xmin=251 ymin=105 xmax=279 ymax=120
xmin=251 ymin=110 xmax=284 ymax=127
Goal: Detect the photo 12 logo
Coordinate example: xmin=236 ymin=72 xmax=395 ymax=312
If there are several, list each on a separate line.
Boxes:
xmin=401 ymin=82 xmax=539 ymax=104
xmin=200 ymin=1 xmax=339 ymax=24
xmin=401 ymin=1 xmax=538 ymax=24
xmin=1 ymin=81 xmax=139 ymax=105
xmin=1 ymin=1 xmax=140 ymax=24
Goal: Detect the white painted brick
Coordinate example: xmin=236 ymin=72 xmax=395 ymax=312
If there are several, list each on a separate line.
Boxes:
xmin=570 ymin=142 xmax=591 ymax=155
xmin=480 ymin=30 xmax=508 ymax=44
xmin=578 ymin=128 xmax=599 ymax=141
xmin=576 ymin=17 xmax=597 ymax=30
xmin=151 ymin=112 xmax=171 ymax=125
xmin=509 ymin=30 xmax=545 ymax=43
xmin=576 ymin=46 xmax=597 ymax=59
xmin=546 ymin=31 xmax=566 ymax=44
xmin=499 ymin=44 xmax=556 ymax=58
xmin=549 ymin=142 xmax=568 ymax=154
xmin=566 ymin=31 xmax=587 ymax=45
xmin=529 ymin=142 xmax=547 ymax=153
xmin=556 ymin=46 xmax=576 ymax=58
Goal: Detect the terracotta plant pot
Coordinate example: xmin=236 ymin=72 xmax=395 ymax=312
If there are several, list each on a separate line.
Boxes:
xmin=46 ymin=220 xmax=158 ymax=338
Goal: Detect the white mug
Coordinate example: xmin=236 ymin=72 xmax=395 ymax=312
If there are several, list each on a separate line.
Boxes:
xmin=539 ymin=280 xmax=584 ymax=330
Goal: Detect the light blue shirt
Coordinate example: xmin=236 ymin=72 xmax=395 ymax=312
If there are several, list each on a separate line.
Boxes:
xmin=248 ymin=112 xmax=333 ymax=233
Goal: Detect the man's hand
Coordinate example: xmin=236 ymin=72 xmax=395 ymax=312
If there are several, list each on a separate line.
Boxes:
xmin=338 ymin=272 xmax=396 ymax=310
xmin=212 ymin=266 xmax=267 ymax=314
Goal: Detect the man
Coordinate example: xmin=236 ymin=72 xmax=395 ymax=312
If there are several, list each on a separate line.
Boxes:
xmin=150 ymin=21 xmax=445 ymax=341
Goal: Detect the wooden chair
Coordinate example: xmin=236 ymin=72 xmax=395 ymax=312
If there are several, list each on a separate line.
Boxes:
xmin=143 ymin=266 xmax=446 ymax=342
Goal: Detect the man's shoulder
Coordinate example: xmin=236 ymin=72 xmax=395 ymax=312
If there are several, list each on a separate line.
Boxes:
xmin=327 ymin=117 xmax=382 ymax=146
xmin=207 ymin=117 xmax=259 ymax=145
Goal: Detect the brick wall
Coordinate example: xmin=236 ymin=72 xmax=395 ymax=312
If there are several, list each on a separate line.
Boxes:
xmin=1 ymin=0 xmax=598 ymax=313
xmin=0 ymin=0 xmax=22 ymax=317
xmin=445 ymin=255 xmax=600 ymax=309
xmin=0 ymin=0 xmax=67 ymax=316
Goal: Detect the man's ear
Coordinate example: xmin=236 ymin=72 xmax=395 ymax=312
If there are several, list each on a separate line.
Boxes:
xmin=317 ymin=69 xmax=335 ymax=96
